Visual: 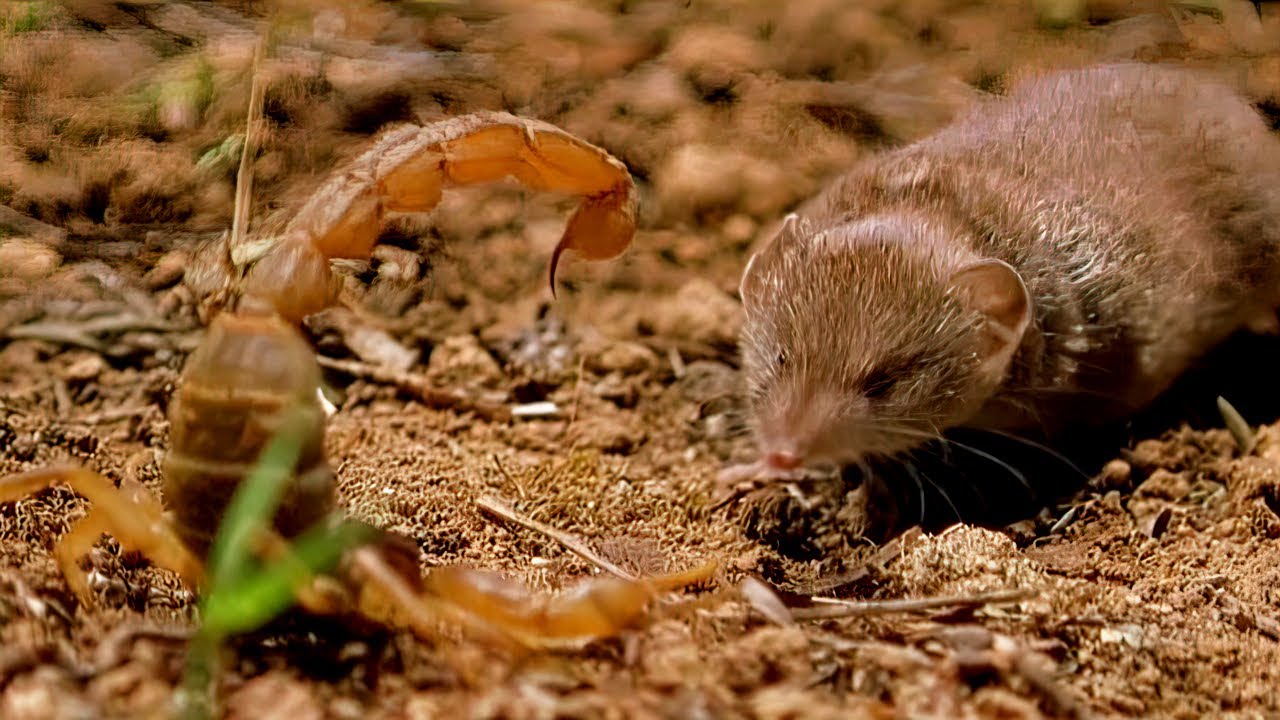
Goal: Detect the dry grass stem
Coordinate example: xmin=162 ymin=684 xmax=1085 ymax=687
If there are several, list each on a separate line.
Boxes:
xmin=475 ymin=494 xmax=637 ymax=581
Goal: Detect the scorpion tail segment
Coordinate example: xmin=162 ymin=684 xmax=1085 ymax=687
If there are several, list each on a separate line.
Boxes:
xmin=410 ymin=112 xmax=637 ymax=296
xmin=433 ymin=112 xmax=632 ymax=196
xmin=242 ymin=112 xmax=636 ymax=318
xmin=550 ymin=187 xmax=638 ymax=295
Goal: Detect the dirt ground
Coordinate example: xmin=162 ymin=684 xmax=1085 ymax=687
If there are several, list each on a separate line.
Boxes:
xmin=3 ymin=0 xmax=1280 ymax=718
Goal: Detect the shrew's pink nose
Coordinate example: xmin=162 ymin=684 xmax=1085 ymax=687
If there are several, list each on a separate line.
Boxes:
xmin=764 ymin=451 xmax=802 ymax=470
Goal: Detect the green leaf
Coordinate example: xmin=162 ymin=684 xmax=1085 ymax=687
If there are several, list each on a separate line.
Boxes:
xmin=200 ymin=518 xmax=379 ymax=638
xmin=177 ymin=631 xmax=220 ymax=720
xmin=182 ymin=410 xmax=358 ymax=719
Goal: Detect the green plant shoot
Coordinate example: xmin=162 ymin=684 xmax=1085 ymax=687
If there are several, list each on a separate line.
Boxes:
xmin=178 ymin=408 xmax=377 ymax=720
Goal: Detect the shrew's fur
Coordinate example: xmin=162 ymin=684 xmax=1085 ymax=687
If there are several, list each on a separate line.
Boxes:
xmin=740 ymin=63 xmax=1280 ymax=467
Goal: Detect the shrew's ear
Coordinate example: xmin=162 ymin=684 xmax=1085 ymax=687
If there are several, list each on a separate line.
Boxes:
xmin=740 ymin=214 xmax=807 ymax=312
xmin=947 ymin=258 xmax=1031 ymax=376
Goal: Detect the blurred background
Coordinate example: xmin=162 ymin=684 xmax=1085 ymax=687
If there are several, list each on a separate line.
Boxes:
xmin=4 ymin=0 xmax=1278 ymax=313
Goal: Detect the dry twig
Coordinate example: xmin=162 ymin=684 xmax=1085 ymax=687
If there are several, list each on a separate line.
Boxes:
xmin=230 ymin=36 xmax=267 ymax=252
xmin=71 ymin=406 xmax=156 ymax=425
xmin=316 ymin=355 xmax=511 ymax=422
xmin=6 ymin=315 xmax=180 ymax=354
xmin=638 ymin=337 xmax=737 ymax=368
xmin=800 ymin=526 xmax=924 ymax=596
xmin=791 ymin=587 xmax=1034 ymax=621
xmin=475 ymin=494 xmax=636 ymax=581
xmin=489 ymin=455 xmax=526 ymax=501
xmin=0 ymin=205 xmax=66 ymax=243
xmin=51 ymin=378 xmax=72 ymax=417
xmin=567 ymin=355 xmax=586 ymax=430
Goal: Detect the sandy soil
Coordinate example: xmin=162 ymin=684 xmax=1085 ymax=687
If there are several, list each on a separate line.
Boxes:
xmin=3 ymin=0 xmax=1280 ymax=718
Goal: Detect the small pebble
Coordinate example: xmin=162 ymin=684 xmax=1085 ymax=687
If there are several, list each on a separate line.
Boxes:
xmin=0 ymin=239 xmax=60 ymax=282
xmin=512 ymin=401 xmax=559 ymax=419
xmin=645 ymin=278 xmax=741 ymax=346
xmin=224 ymin=672 xmax=323 ymax=720
xmin=1098 ymin=458 xmax=1132 ymax=490
xmin=722 ymin=214 xmax=758 ymax=245
xmin=592 ymin=340 xmax=658 ymax=375
xmin=144 ymin=249 xmax=189 ymax=290
xmin=427 ymin=334 xmax=504 ymax=387
xmin=63 ymin=354 xmax=106 ymax=383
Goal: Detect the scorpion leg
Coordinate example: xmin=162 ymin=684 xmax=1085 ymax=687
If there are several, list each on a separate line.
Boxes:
xmin=242 ymin=112 xmax=637 ymax=321
xmin=251 ymin=527 xmax=363 ymax=618
xmin=345 ymin=548 xmax=716 ymax=650
xmin=417 ymin=561 xmax=719 ymax=650
xmin=0 ymin=467 xmax=204 ymax=603
xmin=345 ymin=546 xmax=458 ymax=642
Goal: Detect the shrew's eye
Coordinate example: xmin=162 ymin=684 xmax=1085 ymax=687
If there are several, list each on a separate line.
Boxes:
xmin=862 ymin=367 xmax=895 ymax=399
xmin=776 ymin=350 xmax=787 ymax=367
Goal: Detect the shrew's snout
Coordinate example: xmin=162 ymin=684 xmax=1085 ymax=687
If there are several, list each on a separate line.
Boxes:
xmin=763 ymin=450 xmax=802 ymax=471
xmin=755 ymin=388 xmax=868 ymax=468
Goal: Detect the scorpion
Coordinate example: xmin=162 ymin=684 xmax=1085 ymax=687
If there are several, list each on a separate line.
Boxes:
xmin=0 ymin=112 xmax=714 ymax=650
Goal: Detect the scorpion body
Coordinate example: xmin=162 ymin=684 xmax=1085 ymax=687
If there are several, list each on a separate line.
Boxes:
xmin=0 ymin=112 xmax=713 ymax=650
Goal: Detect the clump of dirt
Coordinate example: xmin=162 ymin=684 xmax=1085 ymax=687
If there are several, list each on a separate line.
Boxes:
xmin=3 ymin=0 xmax=1280 ymax=718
